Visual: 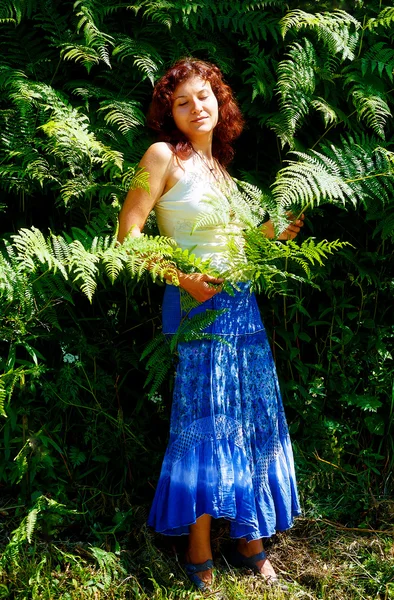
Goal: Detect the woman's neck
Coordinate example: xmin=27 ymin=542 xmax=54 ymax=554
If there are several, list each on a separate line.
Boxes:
xmin=190 ymin=134 xmax=213 ymax=160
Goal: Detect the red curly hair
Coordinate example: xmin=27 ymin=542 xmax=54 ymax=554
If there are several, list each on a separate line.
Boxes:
xmin=147 ymin=58 xmax=244 ymax=166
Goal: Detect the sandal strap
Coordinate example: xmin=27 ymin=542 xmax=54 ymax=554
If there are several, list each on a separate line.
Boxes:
xmin=231 ymin=549 xmax=267 ymax=571
xmin=184 ymin=559 xmax=214 ymax=575
xmin=244 ymin=550 xmax=267 ymax=565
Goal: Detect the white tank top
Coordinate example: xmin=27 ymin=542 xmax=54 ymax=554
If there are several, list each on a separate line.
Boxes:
xmin=154 ymin=164 xmax=243 ymax=274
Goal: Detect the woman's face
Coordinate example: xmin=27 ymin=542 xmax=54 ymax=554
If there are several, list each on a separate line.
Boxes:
xmin=171 ymin=76 xmax=219 ymax=141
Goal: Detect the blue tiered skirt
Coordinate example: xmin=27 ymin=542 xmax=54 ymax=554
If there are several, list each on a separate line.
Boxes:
xmin=148 ymin=283 xmax=301 ymax=541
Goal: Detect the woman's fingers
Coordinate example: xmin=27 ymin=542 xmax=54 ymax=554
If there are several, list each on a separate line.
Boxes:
xmin=178 ymin=272 xmax=224 ymax=302
xmin=203 ymin=274 xmax=224 ymax=284
xmin=278 ymin=213 xmax=305 ymax=240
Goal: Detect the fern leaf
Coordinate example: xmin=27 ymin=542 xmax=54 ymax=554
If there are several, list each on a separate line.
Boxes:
xmin=69 ymin=446 xmax=86 ymax=467
xmin=112 ymin=34 xmax=163 ymax=84
xmin=26 ymin=508 xmax=38 ymax=544
xmin=74 ymin=0 xmax=115 ymax=67
xmin=271 ymin=150 xmax=356 ymax=212
xmin=310 ymin=97 xmax=339 ymax=127
xmin=361 ymin=42 xmax=394 ymax=83
xmin=367 ymin=7 xmax=394 ymax=30
xmin=11 ymin=227 xmax=68 ymax=277
xmin=68 ymin=239 xmax=100 ymax=301
xmin=60 ymin=44 xmax=101 ymax=71
xmin=345 ymin=73 xmax=392 ymax=138
xmin=0 ymin=379 xmax=6 ymax=418
xmin=98 ymin=100 xmax=145 ymax=135
xmin=280 ymin=9 xmax=360 ymax=60
xmin=271 ymin=39 xmax=317 ymax=146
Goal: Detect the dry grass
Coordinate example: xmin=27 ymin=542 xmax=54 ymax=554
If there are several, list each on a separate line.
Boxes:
xmin=1 ymin=515 xmax=393 ymax=599
xmin=136 ymin=515 xmax=394 ymax=600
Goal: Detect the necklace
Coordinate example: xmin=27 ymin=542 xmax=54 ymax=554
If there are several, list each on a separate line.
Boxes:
xmin=194 ymin=150 xmax=220 ymax=181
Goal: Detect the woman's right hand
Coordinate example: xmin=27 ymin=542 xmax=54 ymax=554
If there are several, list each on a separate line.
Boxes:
xmin=177 ymin=272 xmax=224 ymax=303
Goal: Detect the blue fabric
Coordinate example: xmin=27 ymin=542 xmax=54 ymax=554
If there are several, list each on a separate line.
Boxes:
xmin=148 ymin=283 xmax=301 ymax=540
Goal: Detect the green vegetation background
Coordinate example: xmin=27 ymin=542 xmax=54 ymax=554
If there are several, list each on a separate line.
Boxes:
xmin=0 ymin=0 xmax=393 ymax=598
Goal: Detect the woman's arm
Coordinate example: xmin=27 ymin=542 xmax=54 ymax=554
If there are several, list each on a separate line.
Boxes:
xmin=118 ymin=143 xmax=223 ymax=302
xmin=118 ymin=142 xmax=173 ymax=243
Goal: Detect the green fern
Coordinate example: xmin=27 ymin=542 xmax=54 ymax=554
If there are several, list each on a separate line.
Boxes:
xmin=112 ymin=33 xmax=163 ymax=84
xmin=69 ymin=446 xmax=87 ymax=467
xmin=367 ymin=6 xmax=394 ymax=30
xmin=11 ymin=227 xmax=68 ymax=277
xmin=0 ymin=378 xmax=7 ymax=417
xmin=240 ymin=44 xmax=276 ymax=103
xmin=280 ymin=9 xmax=360 ymax=61
xmin=141 ymin=308 xmax=228 ymax=398
xmin=98 ymin=100 xmax=145 ymax=135
xmin=271 ymin=39 xmax=318 ymax=146
xmin=271 ymin=149 xmax=356 ymax=212
xmin=270 ymin=135 xmax=394 ymax=214
xmin=224 ymin=229 xmax=350 ymax=294
xmin=361 ymin=42 xmax=394 ymax=83
xmin=191 ymin=181 xmax=267 ymax=233
xmin=89 ymin=546 xmax=126 ymax=589
xmin=73 ymin=0 xmax=115 ymax=67
xmin=0 ymin=0 xmax=37 ymax=25
xmin=60 ymin=44 xmax=102 ymax=71
xmin=344 ymin=71 xmax=392 ymax=139
xmin=26 ymin=508 xmax=38 ymax=544
xmin=0 ymin=495 xmax=78 ymax=568
xmin=310 ymin=97 xmax=340 ymax=127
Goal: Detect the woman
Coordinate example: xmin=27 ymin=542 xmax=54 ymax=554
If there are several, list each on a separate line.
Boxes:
xmin=118 ymin=58 xmax=303 ymax=591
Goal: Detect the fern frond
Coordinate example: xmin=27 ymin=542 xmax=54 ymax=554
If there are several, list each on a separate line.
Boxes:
xmin=0 ymin=379 xmax=6 ymax=417
xmin=345 ymin=72 xmax=392 ymax=138
xmin=68 ymin=240 xmax=100 ymax=301
xmin=367 ymin=7 xmax=394 ymax=30
xmin=60 ymin=44 xmax=101 ymax=71
xmin=73 ymin=0 xmax=115 ymax=67
xmin=280 ymin=9 xmax=360 ymax=60
xmin=268 ymin=134 xmax=394 ymax=234
xmin=230 ymin=229 xmax=349 ymax=294
xmin=271 ymin=150 xmax=356 ymax=212
xmin=122 ymin=166 xmax=150 ymax=193
xmin=239 ymin=42 xmax=276 ymax=102
xmin=141 ymin=307 xmax=228 ymax=397
xmin=11 ymin=227 xmax=68 ymax=277
xmin=0 ymin=0 xmax=36 ymax=25
xmin=310 ymin=97 xmax=339 ymax=127
xmin=112 ymin=34 xmax=163 ymax=84
xmin=26 ymin=508 xmax=38 ymax=544
xmin=271 ymin=39 xmax=317 ymax=146
xmin=98 ymin=100 xmax=145 ymax=135
xmin=362 ymin=42 xmax=394 ymax=83
xmin=191 ymin=177 xmax=272 ymax=236
xmin=69 ymin=446 xmax=86 ymax=467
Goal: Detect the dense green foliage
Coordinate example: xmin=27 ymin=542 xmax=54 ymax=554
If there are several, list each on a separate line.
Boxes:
xmin=0 ymin=0 xmax=393 ymax=596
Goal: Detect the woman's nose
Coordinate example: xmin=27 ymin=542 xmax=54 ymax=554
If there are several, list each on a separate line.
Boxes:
xmin=191 ymin=99 xmax=203 ymax=113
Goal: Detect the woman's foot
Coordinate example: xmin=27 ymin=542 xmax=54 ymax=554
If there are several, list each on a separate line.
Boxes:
xmin=185 ymin=551 xmax=213 ymax=587
xmin=186 ymin=514 xmax=214 ymax=588
xmin=235 ymin=538 xmax=278 ymax=582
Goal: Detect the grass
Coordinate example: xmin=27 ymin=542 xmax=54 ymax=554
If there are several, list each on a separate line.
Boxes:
xmin=1 ymin=516 xmax=393 ymax=600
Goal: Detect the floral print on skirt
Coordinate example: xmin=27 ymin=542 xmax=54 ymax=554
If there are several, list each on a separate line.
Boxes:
xmin=147 ymin=283 xmax=301 ymax=540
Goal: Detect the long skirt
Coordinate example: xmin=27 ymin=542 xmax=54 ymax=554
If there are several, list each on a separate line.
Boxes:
xmin=147 ymin=283 xmax=301 ymax=541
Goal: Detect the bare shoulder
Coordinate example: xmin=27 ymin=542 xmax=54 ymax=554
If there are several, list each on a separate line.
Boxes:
xmin=141 ymin=142 xmax=174 ymax=168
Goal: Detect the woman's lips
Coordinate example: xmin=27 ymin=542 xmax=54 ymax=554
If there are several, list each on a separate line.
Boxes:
xmin=191 ymin=116 xmax=207 ymax=122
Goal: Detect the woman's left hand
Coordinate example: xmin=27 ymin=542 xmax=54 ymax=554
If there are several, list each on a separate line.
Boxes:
xmin=262 ymin=213 xmax=305 ymax=241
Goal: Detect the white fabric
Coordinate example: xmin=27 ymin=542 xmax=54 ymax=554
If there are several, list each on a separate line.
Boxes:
xmin=154 ymin=164 xmax=242 ymax=273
